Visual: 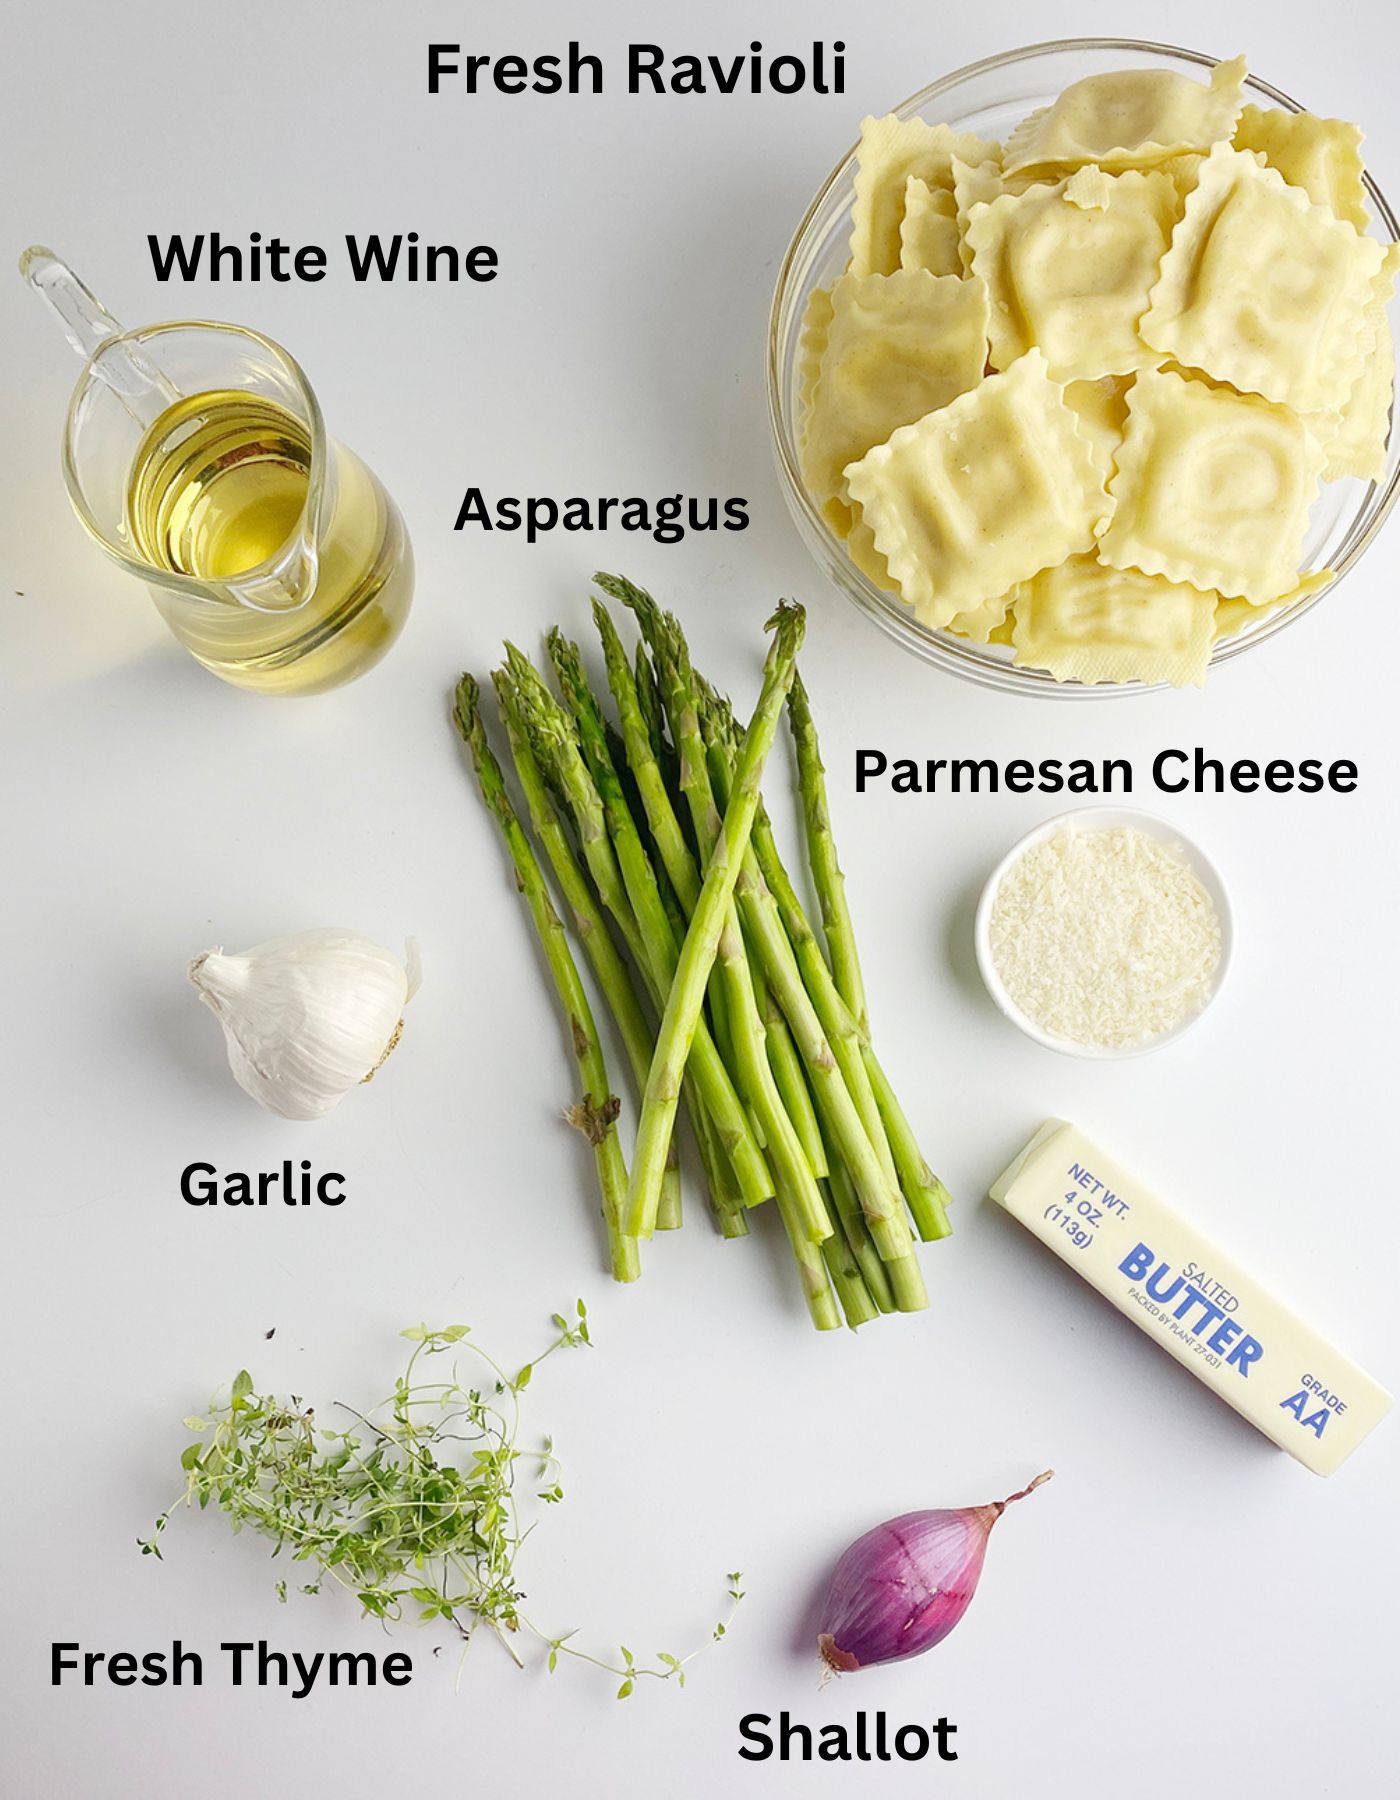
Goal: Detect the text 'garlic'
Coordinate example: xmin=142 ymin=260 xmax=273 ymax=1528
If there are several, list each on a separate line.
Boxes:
xmin=189 ymin=928 xmax=421 ymax=1121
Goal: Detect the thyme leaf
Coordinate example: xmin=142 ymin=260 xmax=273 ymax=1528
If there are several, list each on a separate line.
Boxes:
xmin=140 ymin=1304 xmax=740 ymax=1694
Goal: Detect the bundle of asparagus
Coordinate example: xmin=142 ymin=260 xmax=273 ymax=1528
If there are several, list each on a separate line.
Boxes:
xmin=452 ymin=576 xmax=951 ymax=1331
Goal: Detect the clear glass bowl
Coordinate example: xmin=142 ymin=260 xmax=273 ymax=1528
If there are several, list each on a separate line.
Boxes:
xmin=767 ymin=37 xmax=1400 ymax=698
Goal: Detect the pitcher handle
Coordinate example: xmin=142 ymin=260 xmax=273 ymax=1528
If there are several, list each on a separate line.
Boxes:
xmin=21 ymin=246 xmax=181 ymax=422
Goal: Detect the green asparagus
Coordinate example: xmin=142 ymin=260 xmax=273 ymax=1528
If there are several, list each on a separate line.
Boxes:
xmin=447 ymin=577 xmax=953 ymax=1333
xmin=453 ymin=676 xmax=640 ymax=1283
xmin=625 ymin=603 xmax=806 ymax=1240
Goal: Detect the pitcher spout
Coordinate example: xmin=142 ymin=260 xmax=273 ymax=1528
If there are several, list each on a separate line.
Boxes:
xmin=46 ymin=307 xmax=330 ymax=615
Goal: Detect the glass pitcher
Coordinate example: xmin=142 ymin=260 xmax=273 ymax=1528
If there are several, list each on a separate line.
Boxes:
xmin=23 ymin=249 xmax=413 ymax=695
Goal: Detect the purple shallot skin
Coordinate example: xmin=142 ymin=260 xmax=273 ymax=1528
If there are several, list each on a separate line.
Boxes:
xmin=817 ymin=1470 xmax=1053 ymax=1674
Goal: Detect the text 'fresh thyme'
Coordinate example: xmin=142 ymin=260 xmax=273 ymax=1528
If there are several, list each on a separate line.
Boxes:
xmin=51 ymin=1641 xmax=412 ymax=1698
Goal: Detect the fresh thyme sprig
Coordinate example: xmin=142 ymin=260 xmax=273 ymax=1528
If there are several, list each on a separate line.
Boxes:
xmin=140 ymin=1305 xmax=741 ymax=1697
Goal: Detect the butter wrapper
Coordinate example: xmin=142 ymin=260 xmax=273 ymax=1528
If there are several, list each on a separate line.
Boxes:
xmin=990 ymin=1121 xmax=1391 ymax=1475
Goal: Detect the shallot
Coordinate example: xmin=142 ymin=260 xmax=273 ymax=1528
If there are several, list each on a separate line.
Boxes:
xmin=817 ymin=1470 xmax=1053 ymax=1674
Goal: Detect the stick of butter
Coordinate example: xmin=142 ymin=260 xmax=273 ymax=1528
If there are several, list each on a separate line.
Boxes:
xmin=990 ymin=1121 xmax=1391 ymax=1476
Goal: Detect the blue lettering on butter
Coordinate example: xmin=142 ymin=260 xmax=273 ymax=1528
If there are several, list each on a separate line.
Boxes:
xmin=1172 ymin=1286 xmax=1198 ymax=1319
xmin=1280 ymin=1391 xmax=1330 ymax=1438
xmin=1207 ymin=1318 xmax=1242 ymax=1355
xmin=1177 ymin=1291 xmax=1226 ymax=1336
xmin=1119 ymin=1243 xmax=1263 ymax=1379
xmin=1145 ymin=1264 xmax=1185 ymax=1304
xmin=1119 ymin=1242 xmax=1154 ymax=1281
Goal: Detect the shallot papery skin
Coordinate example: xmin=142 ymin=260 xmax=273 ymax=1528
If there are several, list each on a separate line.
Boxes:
xmin=817 ymin=1472 xmax=1053 ymax=1674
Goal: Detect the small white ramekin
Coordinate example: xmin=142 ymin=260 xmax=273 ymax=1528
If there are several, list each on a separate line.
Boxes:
xmin=973 ymin=807 xmax=1234 ymax=1060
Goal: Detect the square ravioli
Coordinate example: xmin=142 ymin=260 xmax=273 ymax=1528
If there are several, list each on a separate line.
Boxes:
xmin=951 ymin=157 xmax=1062 ymax=269
xmin=1141 ymin=143 xmax=1385 ymax=414
xmin=795 ymin=284 xmax=835 ymax=446
xmin=1003 ymin=55 xmax=1247 ymax=174
xmin=1308 ymin=246 xmax=1398 ymax=481
xmin=822 ymin=493 xmax=901 ymax=593
xmin=1063 ymin=374 xmax=1133 ymax=481
xmin=899 ymin=177 xmax=962 ymax=275
xmin=799 ymin=269 xmax=990 ymax=505
xmin=1011 ymin=553 xmax=1216 ymax=686
xmin=850 ymin=115 xmax=1000 ymax=277
xmin=844 ymin=348 xmax=1110 ymax=627
xmin=1323 ymin=317 xmax=1395 ymax=482
xmin=1097 ymin=368 xmax=1324 ymax=602
xmin=1233 ymin=104 xmax=1368 ymax=228
xmin=945 ymin=589 xmax=1016 ymax=642
xmin=966 ymin=169 xmax=1180 ymax=377
xmin=1213 ymin=569 xmax=1333 ymax=642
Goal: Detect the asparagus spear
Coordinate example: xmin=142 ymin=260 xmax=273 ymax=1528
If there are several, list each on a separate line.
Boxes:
xmin=689 ymin=1088 xmax=751 ymax=1239
xmin=492 ymin=673 xmax=684 ymax=1233
xmin=648 ymin=862 xmax=753 ymax=1239
xmin=625 ymin=603 xmax=807 ymax=1240
xmin=699 ymin=693 xmax=898 ymax=1194
xmin=820 ymin=1223 xmax=881 ymax=1329
xmin=593 ymin=592 xmax=830 ymax=1247
xmin=503 ymin=647 xmax=633 ymax=934
xmin=590 ymin=602 xmax=737 ymax=1072
xmin=453 ymin=676 xmax=640 ymax=1283
xmin=542 ymin=632 xmax=766 ymax=1232
xmin=761 ymin=977 xmax=829 ymax=1183
xmin=715 ymin=906 xmax=831 ymax=1245
xmin=634 ymin=638 xmax=671 ymax=772
xmin=504 ymin=653 xmax=757 ymax=1235
xmin=824 ymin=1147 xmax=898 ymax=1314
xmin=589 ymin=605 xmax=700 ymax=918
xmin=525 ymin=637 xmax=774 ymax=1227
xmin=733 ymin=830 xmax=923 ymax=1301
xmin=861 ymin=1052 xmax=952 ymax=1243
xmin=785 ymin=670 xmax=953 ymax=1240
xmin=776 ymin=1178 xmax=843 ymax=1331
xmin=499 ymin=659 xmax=745 ymax=1237
xmin=605 ymin=572 xmax=830 ymax=1181
xmin=500 ymin=657 xmax=733 ymax=1226
xmin=713 ymin=686 xmax=951 ymax=1245
xmin=788 ymin=672 xmax=867 ymax=1034
xmin=689 ymin=679 xmax=920 ymax=1293
xmin=753 ymin=768 xmax=952 ymax=1244
xmin=750 ymin=811 xmax=902 ymax=1186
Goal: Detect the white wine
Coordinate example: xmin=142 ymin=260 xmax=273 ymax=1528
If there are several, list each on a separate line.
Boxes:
xmin=123 ymin=389 xmax=412 ymax=694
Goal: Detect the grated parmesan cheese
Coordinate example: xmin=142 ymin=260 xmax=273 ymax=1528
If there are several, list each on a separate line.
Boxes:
xmin=988 ymin=825 xmax=1221 ymax=1049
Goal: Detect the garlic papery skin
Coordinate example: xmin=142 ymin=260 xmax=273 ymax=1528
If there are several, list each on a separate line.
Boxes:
xmin=189 ymin=928 xmax=420 ymax=1121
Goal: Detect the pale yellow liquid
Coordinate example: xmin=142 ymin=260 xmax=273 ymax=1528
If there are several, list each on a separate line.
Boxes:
xmin=123 ymin=390 xmax=412 ymax=694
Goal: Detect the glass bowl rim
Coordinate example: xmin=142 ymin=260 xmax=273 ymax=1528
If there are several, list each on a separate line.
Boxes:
xmin=766 ymin=35 xmax=1400 ymax=698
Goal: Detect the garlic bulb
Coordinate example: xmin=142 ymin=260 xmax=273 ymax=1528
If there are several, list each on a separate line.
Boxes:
xmin=189 ymin=928 xmax=421 ymax=1121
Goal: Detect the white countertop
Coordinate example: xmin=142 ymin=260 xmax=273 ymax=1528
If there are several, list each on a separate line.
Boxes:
xmin=2 ymin=0 xmax=1395 ymax=1792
